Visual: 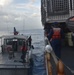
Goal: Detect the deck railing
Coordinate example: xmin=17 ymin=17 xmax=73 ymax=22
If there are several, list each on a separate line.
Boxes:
xmin=0 ymin=64 xmax=30 ymax=68
xmin=44 ymin=36 xmax=72 ymax=75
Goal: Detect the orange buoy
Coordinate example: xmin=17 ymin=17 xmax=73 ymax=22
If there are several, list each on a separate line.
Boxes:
xmin=47 ymin=62 xmax=52 ymax=75
xmin=46 ymin=52 xmax=51 ymax=61
xmin=57 ymin=60 xmax=65 ymax=75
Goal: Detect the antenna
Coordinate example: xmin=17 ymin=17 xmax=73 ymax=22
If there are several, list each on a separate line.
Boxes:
xmin=23 ymin=17 xmax=25 ymax=32
xmin=7 ymin=25 xmax=9 ymax=33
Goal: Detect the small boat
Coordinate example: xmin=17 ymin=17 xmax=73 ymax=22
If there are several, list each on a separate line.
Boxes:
xmin=0 ymin=34 xmax=32 ymax=75
xmin=1 ymin=35 xmax=29 ymax=53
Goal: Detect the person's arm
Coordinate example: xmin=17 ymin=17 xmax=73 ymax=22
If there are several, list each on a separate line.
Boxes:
xmin=61 ymin=29 xmax=65 ymax=39
xmin=47 ymin=29 xmax=53 ymax=41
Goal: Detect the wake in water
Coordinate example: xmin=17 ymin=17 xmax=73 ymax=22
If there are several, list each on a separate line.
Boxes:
xmin=31 ymin=38 xmax=46 ymax=75
xmin=32 ymin=44 xmax=46 ymax=75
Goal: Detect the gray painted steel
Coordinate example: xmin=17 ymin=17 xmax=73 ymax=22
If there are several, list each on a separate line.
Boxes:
xmin=47 ymin=0 xmax=69 ymax=16
xmin=66 ymin=16 xmax=74 ymax=32
xmin=0 ymin=52 xmax=30 ymax=75
xmin=41 ymin=0 xmax=74 ymax=25
xmin=0 ymin=68 xmax=29 ymax=75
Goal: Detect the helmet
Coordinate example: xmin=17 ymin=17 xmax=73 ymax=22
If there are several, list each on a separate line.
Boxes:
xmin=53 ymin=22 xmax=58 ymax=24
xmin=52 ymin=22 xmax=59 ymax=27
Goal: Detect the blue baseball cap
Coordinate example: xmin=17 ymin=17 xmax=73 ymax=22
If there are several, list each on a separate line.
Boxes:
xmin=52 ymin=22 xmax=58 ymax=27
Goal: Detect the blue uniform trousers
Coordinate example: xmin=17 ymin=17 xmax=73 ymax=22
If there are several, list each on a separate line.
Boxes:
xmin=50 ymin=39 xmax=61 ymax=59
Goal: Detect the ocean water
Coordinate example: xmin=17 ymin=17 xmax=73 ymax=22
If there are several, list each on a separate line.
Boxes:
xmin=0 ymin=29 xmax=46 ymax=75
xmin=22 ymin=29 xmax=46 ymax=75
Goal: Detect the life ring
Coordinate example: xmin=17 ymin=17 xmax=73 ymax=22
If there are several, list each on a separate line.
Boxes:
xmin=7 ymin=47 xmax=12 ymax=52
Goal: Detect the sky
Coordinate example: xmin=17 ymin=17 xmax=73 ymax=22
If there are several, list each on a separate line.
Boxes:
xmin=0 ymin=0 xmax=43 ymax=32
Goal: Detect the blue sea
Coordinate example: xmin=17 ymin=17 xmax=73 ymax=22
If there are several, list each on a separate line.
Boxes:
xmin=22 ymin=29 xmax=46 ymax=75
xmin=0 ymin=29 xmax=46 ymax=75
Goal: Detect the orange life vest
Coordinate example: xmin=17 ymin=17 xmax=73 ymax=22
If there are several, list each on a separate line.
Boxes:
xmin=21 ymin=46 xmax=27 ymax=51
xmin=52 ymin=28 xmax=61 ymax=39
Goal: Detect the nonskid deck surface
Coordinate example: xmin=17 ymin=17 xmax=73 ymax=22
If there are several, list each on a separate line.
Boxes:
xmin=61 ymin=46 xmax=74 ymax=71
xmin=0 ymin=52 xmax=30 ymax=68
xmin=49 ymin=46 xmax=74 ymax=75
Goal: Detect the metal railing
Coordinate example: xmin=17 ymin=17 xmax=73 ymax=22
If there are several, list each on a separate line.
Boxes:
xmin=44 ymin=36 xmax=73 ymax=75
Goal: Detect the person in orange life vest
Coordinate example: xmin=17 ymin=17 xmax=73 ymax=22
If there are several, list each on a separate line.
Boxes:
xmin=47 ymin=22 xmax=64 ymax=58
xmin=21 ymin=42 xmax=27 ymax=62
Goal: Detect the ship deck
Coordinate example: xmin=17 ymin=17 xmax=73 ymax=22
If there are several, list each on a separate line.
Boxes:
xmin=61 ymin=46 xmax=74 ymax=73
xmin=0 ymin=52 xmax=30 ymax=68
xmin=49 ymin=45 xmax=74 ymax=75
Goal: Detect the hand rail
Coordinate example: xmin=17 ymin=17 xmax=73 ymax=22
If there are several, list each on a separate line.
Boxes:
xmin=45 ymin=36 xmax=58 ymax=64
xmin=0 ymin=63 xmax=29 ymax=68
xmin=44 ymin=36 xmax=65 ymax=75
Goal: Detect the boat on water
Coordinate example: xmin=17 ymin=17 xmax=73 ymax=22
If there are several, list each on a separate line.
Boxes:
xmin=0 ymin=34 xmax=32 ymax=75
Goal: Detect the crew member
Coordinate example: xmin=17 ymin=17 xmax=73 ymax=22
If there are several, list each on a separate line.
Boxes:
xmin=47 ymin=22 xmax=64 ymax=58
xmin=21 ymin=42 xmax=27 ymax=62
xmin=28 ymin=36 xmax=32 ymax=48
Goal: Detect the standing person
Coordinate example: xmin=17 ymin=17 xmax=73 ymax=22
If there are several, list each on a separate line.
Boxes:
xmin=47 ymin=22 xmax=64 ymax=58
xmin=21 ymin=42 xmax=27 ymax=62
xmin=28 ymin=36 xmax=32 ymax=48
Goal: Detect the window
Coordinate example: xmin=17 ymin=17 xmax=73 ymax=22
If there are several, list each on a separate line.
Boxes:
xmin=19 ymin=39 xmax=25 ymax=45
xmin=6 ymin=39 xmax=13 ymax=45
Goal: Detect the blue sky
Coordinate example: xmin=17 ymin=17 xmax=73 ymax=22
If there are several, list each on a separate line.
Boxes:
xmin=0 ymin=0 xmax=43 ymax=32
